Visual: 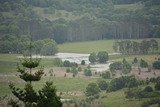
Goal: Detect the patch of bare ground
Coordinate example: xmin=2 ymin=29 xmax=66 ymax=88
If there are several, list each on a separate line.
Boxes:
xmin=131 ymin=68 xmax=160 ymax=79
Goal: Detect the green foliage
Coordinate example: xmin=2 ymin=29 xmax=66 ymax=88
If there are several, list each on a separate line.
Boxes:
xmin=71 ymin=67 xmax=78 ymax=76
xmin=85 ymin=82 xmax=100 ymax=97
xmin=37 ymin=82 xmax=62 ymax=107
xmin=9 ymin=42 xmax=61 ymax=106
xmin=141 ymin=98 xmax=160 ymax=107
xmin=63 ymin=60 xmax=78 ymax=67
xmin=153 ymin=60 xmax=160 ymax=69
xmin=109 ymin=61 xmax=123 ymax=72
xmin=109 ymin=76 xmax=139 ymax=91
xmin=84 ymin=69 xmax=92 ymax=76
xmin=109 ymin=60 xmax=132 ymax=74
xmin=63 ymin=60 xmax=71 ymax=67
xmin=81 ymin=60 xmax=85 ymax=65
xmin=155 ymin=81 xmax=160 ymax=91
xmin=133 ymin=57 xmax=138 ymax=64
xmin=89 ymin=53 xmax=97 ymax=63
xmin=97 ymin=51 xmax=109 ymax=63
xmin=40 ymin=39 xmax=58 ymax=56
xmin=97 ymin=80 xmax=108 ymax=90
xmin=122 ymin=61 xmax=132 ymax=74
xmin=101 ymin=71 xmax=111 ymax=79
xmin=140 ymin=59 xmax=148 ymax=68
xmin=144 ymin=86 xmax=153 ymax=92
xmin=114 ymin=39 xmax=159 ymax=55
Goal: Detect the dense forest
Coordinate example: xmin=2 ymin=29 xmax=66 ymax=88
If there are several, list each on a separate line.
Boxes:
xmin=0 ymin=0 xmax=160 ymax=46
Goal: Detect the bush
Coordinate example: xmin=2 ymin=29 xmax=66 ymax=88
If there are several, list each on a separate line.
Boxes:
xmin=153 ymin=61 xmax=160 ymax=69
xmin=97 ymin=80 xmax=108 ymax=90
xmin=66 ymin=68 xmax=71 ymax=73
xmin=85 ymin=83 xmax=100 ymax=97
xmin=155 ymin=82 xmax=160 ymax=91
xmin=144 ymin=86 xmax=153 ymax=92
xmin=81 ymin=60 xmax=85 ymax=65
xmin=71 ymin=67 xmax=78 ymax=76
xmin=84 ymin=69 xmax=92 ymax=76
xmin=97 ymin=51 xmax=109 ymax=63
xmin=70 ymin=62 xmax=78 ymax=67
xmin=63 ymin=60 xmax=71 ymax=67
xmin=109 ymin=76 xmax=139 ymax=91
xmin=102 ymin=71 xmax=111 ymax=79
xmin=140 ymin=59 xmax=148 ymax=68
xmin=122 ymin=61 xmax=132 ymax=74
xmin=78 ymin=67 xmax=82 ymax=72
xmin=89 ymin=53 xmax=97 ymax=63
xmin=109 ymin=62 xmax=123 ymax=72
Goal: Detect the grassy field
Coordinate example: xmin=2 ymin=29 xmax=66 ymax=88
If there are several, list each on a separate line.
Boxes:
xmin=58 ymin=39 xmax=160 ymax=54
xmin=114 ymin=3 xmax=144 ymax=11
xmin=58 ymin=40 xmax=114 ymax=54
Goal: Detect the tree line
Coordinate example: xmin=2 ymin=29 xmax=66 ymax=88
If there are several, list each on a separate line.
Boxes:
xmin=113 ymin=39 xmax=159 ymax=54
xmin=0 ymin=36 xmax=58 ymax=55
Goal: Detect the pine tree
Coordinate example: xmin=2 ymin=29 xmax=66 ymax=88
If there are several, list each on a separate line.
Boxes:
xmin=9 ymin=40 xmax=62 ymax=107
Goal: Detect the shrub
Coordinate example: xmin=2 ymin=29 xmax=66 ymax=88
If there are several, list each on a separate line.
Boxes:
xmin=84 ymin=69 xmax=92 ymax=76
xmin=71 ymin=67 xmax=78 ymax=76
xmin=78 ymin=67 xmax=82 ymax=72
xmin=122 ymin=61 xmax=132 ymax=74
xmin=97 ymin=51 xmax=109 ymax=63
xmin=97 ymin=80 xmax=108 ymax=90
xmin=144 ymin=86 xmax=153 ymax=92
xmin=109 ymin=76 xmax=139 ymax=91
xmin=70 ymin=62 xmax=78 ymax=67
xmin=81 ymin=60 xmax=85 ymax=65
xmin=66 ymin=68 xmax=71 ymax=73
xmin=85 ymin=83 xmax=100 ymax=97
xmin=63 ymin=60 xmax=71 ymax=67
xmin=89 ymin=53 xmax=97 ymax=63
xmin=155 ymin=82 xmax=160 ymax=91
xmin=153 ymin=61 xmax=160 ymax=69
xmin=102 ymin=71 xmax=111 ymax=79
xmin=140 ymin=59 xmax=148 ymax=68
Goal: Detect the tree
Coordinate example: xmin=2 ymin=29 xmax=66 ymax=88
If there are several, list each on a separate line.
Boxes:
xmin=89 ymin=52 xmax=97 ymax=63
xmin=97 ymin=80 xmax=108 ymax=90
xmin=97 ymin=51 xmax=109 ymax=63
xmin=85 ymin=83 xmax=100 ymax=97
xmin=102 ymin=71 xmax=111 ymax=79
xmin=84 ymin=69 xmax=92 ymax=76
xmin=155 ymin=81 xmax=160 ymax=91
xmin=37 ymin=82 xmax=62 ymax=107
xmin=81 ymin=60 xmax=85 ymax=65
xmin=133 ymin=57 xmax=138 ymax=64
xmin=9 ymin=41 xmax=62 ymax=106
xmin=153 ymin=61 xmax=160 ymax=69
xmin=122 ymin=61 xmax=132 ymax=74
xmin=40 ymin=39 xmax=58 ymax=56
xmin=140 ymin=59 xmax=148 ymax=68
xmin=144 ymin=86 xmax=153 ymax=92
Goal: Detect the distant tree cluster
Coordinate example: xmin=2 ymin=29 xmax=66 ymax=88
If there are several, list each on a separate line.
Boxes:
xmin=89 ymin=51 xmax=109 ymax=63
xmin=113 ymin=39 xmax=158 ymax=54
xmin=109 ymin=59 xmax=132 ymax=75
xmin=109 ymin=76 xmax=139 ymax=91
xmin=0 ymin=36 xmax=58 ymax=55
